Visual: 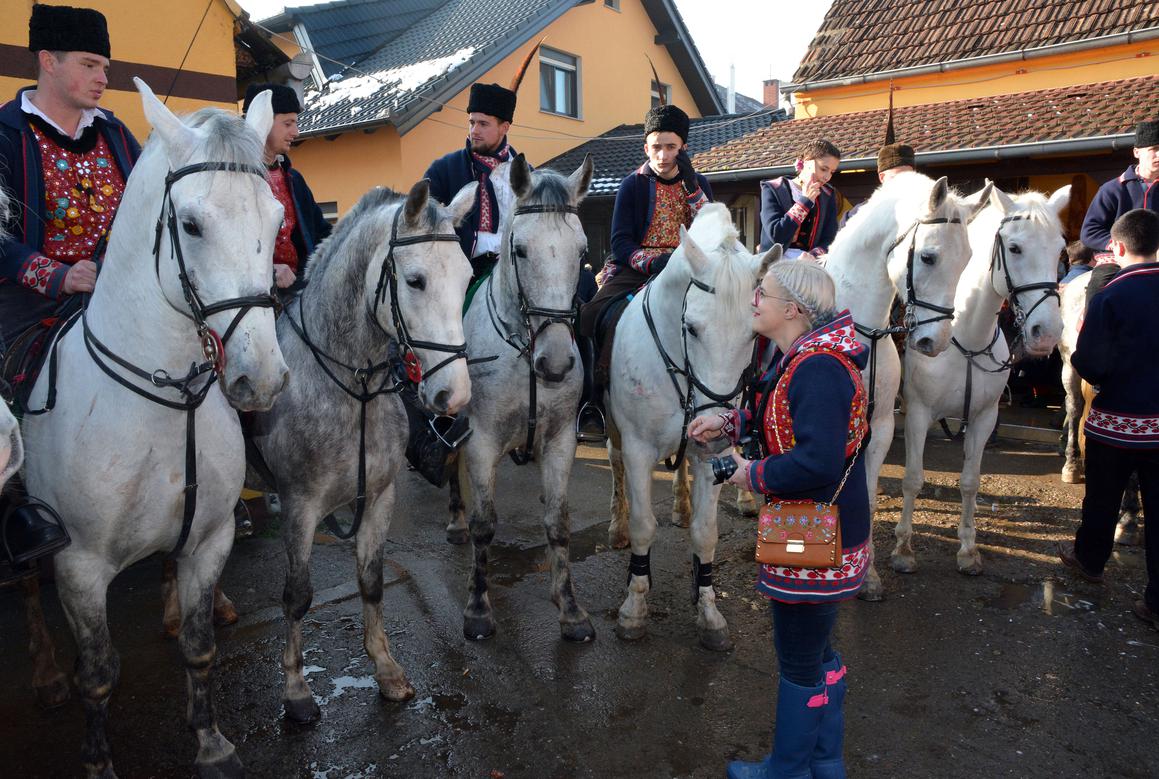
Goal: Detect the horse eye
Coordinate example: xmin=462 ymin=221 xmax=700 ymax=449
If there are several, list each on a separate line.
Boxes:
xmin=1008 ymin=244 xmax=1022 ymax=255
xmin=406 ymin=275 xmax=426 ymax=291
xmin=686 ymin=324 xmax=699 ymax=338
xmin=181 ymin=219 xmax=201 ymax=237
xmin=514 ymin=245 xmax=528 ymax=260
xmin=920 ymin=251 xmax=936 ymax=266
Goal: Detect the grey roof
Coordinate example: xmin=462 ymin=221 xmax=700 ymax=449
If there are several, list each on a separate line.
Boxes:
xmin=714 ymin=84 xmax=765 ymax=115
xmin=540 ymin=107 xmax=787 ymax=195
xmin=270 ymin=0 xmax=724 ymax=137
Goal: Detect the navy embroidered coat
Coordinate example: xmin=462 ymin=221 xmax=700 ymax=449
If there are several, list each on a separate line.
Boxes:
xmin=607 ymin=163 xmax=712 ymax=277
xmin=1080 ymin=165 xmax=1159 ymax=251
xmin=759 ymin=176 xmax=838 ymax=254
xmin=423 ymin=139 xmax=519 ymax=259
xmin=271 ymin=155 xmax=331 ymax=292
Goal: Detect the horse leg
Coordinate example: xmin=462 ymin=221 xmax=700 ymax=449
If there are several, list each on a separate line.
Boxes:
xmin=463 ymin=445 xmax=501 ymax=640
xmin=1060 ymin=360 xmax=1084 ymax=483
xmin=55 ymin=555 xmax=119 ymax=778
xmin=955 ymin=406 xmax=996 ymax=575
xmin=161 ymin=558 xmax=181 ymax=639
xmin=615 ymin=440 xmax=658 ymax=641
xmin=445 ymin=457 xmax=469 ymax=545
xmin=176 ymin=528 xmax=243 ymax=778
xmin=858 ymin=407 xmax=895 ymax=602
xmin=356 ymin=482 xmax=415 ymax=701
xmin=735 ymin=487 xmax=759 ymax=517
xmin=893 ymin=403 xmax=931 ymax=574
xmin=1116 ymin=474 xmax=1143 ymax=547
xmin=671 ymin=457 xmax=691 ymax=528
xmin=21 ymin=571 xmax=70 ymax=708
xmin=280 ymin=496 xmax=321 ymax=724
xmin=689 ymin=462 xmax=730 ymax=651
xmin=607 ymin=438 xmax=630 ymax=549
xmin=539 ymin=432 xmax=595 ymax=642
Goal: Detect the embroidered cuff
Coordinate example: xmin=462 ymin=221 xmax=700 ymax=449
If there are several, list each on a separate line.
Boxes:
xmin=787 ymin=202 xmax=810 ymax=225
xmin=630 ymin=248 xmax=665 ymax=274
xmin=749 ymin=459 xmax=769 ymax=494
xmin=686 ymin=188 xmax=708 ymax=212
xmin=721 ymin=409 xmax=740 ymax=442
xmin=20 ymin=253 xmax=68 ymax=298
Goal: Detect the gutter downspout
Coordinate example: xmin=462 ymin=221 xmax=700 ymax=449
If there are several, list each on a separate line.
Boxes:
xmin=783 ymin=27 xmax=1159 ymax=95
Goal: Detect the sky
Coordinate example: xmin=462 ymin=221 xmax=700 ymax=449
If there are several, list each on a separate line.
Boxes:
xmin=236 ymin=0 xmax=835 ymax=100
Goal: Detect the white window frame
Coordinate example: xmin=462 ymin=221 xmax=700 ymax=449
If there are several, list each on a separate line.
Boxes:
xmin=650 ymin=80 xmax=672 ymax=109
xmin=604 ymin=0 xmax=622 ymax=10
xmin=539 ymin=46 xmax=582 ymax=120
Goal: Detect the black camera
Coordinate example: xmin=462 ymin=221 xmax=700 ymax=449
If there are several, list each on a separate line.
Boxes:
xmin=708 ymin=435 xmax=758 ymax=485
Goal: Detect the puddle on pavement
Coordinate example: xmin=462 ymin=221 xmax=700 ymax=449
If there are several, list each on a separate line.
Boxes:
xmin=980 ymin=580 xmax=1100 ymax=617
xmin=488 ymin=522 xmax=607 ymax=587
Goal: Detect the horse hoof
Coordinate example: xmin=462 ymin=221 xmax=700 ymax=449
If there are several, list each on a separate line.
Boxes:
xmin=614 ymin=621 xmax=646 ymax=642
xmin=446 ymin=526 xmax=470 ymax=546
xmin=957 ymin=562 xmax=984 ymax=576
xmin=698 ymin=627 xmax=733 ymax=652
xmin=1061 ymin=469 xmax=1083 ymax=484
xmin=463 ymin=614 xmax=496 ymax=641
xmin=857 ymin=582 xmax=885 ymax=602
xmin=608 ymin=532 xmax=630 ymax=550
xmin=283 ymin=695 xmax=321 ymax=724
xmin=196 ymin=750 xmax=244 ymax=779
xmin=890 ymin=554 xmax=918 ymax=574
xmin=561 ymin=618 xmax=597 ymax=643
xmin=379 ymin=678 xmax=416 ymax=702
xmin=213 ymin=603 xmax=239 ymax=627
xmin=1115 ymin=519 xmax=1142 ymax=547
xmin=35 ymin=675 xmax=70 ymax=709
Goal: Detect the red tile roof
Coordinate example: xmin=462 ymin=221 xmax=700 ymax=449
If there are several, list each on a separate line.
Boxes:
xmin=792 ymin=0 xmax=1159 ymax=85
xmin=694 ymin=75 xmax=1158 ymax=175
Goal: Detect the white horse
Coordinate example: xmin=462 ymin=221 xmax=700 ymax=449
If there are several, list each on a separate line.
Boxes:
xmin=825 ymin=173 xmax=986 ymax=600
xmin=1059 ymin=272 xmax=1093 ymax=484
xmin=20 ymin=80 xmax=288 ymax=778
xmin=893 ymin=186 xmax=1068 ymax=575
xmin=608 ymin=204 xmax=773 ymax=650
xmin=445 ymin=154 xmax=596 ymax=642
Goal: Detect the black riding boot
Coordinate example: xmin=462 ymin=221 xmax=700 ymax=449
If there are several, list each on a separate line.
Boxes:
xmin=576 ymin=334 xmax=607 ymax=443
xmin=1 ymin=491 xmax=70 ymax=567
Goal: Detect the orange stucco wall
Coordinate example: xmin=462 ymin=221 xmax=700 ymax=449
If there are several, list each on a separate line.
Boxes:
xmin=794 ymin=40 xmax=1159 ymax=118
xmin=1 ymin=0 xmax=241 ymax=140
xmin=291 ymin=0 xmax=705 ymax=215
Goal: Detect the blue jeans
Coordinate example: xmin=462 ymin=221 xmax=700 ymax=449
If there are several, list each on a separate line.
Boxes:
xmin=770 ymin=600 xmax=839 ymax=686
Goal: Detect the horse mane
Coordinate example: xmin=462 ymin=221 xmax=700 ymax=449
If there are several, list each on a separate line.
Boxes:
xmin=679 ymin=203 xmax=752 ymax=322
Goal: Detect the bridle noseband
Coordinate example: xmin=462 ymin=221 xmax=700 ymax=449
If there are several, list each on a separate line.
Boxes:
xmin=989 ymin=213 xmax=1060 ymax=344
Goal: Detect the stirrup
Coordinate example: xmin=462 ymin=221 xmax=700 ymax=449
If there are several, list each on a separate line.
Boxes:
xmin=1 ymin=496 xmax=71 ymax=566
xmin=576 ymin=401 xmax=607 ymax=443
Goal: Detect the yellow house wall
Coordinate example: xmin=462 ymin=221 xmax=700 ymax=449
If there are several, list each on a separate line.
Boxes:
xmin=1 ymin=0 xmax=240 ymax=140
xmin=292 ymin=0 xmax=705 ymax=215
xmin=794 ymin=40 xmax=1159 ymax=118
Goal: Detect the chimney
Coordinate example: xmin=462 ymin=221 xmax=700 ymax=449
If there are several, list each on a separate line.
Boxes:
xmin=727 ymin=64 xmax=736 ymax=114
xmin=763 ymin=78 xmax=780 ymax=110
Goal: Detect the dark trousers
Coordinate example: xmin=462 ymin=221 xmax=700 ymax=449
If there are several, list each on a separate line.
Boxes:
xmin=0 ymin=285 xmax=63 ymax=351
xmin=1075 ymin=439 xmax=1159 ymax=611
xmin=577 ymin=266 xmax=648 ymax=381
xmin=770 ymin=600 xmax=839 ymax=686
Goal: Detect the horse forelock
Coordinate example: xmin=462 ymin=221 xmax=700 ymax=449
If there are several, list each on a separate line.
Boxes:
xmin=172 ymin=108 xmax=264 ymax=172
xmin=517 ymin=169 xmax=574 ymax=220
xmin=1007 ymin=190 xmax=1064 ymax=233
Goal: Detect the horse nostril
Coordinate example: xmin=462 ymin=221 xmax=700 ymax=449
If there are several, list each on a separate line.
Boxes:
xmin=1030 ymin=325 xmax=1043 ymax=341
xmin=228 ymin=375 xmax=255 ymax=401
xmin=534 ymin=355 xmax=547 ymax=376
xmin=915 ymin=337 xmax=934 ymax=353
xmin=433 ymin=389 xmax=451 ymax=414
xmin=566 ymin=355 xmax=576 ymax=374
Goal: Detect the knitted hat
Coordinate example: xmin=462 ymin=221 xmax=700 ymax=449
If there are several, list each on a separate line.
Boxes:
xmin=644 ymin=104 xmax=690 ymax=143
xmin=1135 ymin=119 xmax=1159 ymax=149
xmin=243 ymin=82 xmax=303 ymax=115
xmin=28 ymin=4 xmax=110 ymax=59
xmin=877 ymin=143 xmax=916 ymax=173
xmin=467 ymin=83 xmax=517 ymax=123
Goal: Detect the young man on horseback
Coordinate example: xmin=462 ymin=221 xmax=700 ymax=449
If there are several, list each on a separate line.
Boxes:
xmin=759 ymin=139 xmax=841 ymax=257
xmin=0 ymin=4 xmax=140 ymax=570
xmin=242 ymin=83 xmax=331 ymax=299
xmin=576 ymin=103 xmax=712 ymax=440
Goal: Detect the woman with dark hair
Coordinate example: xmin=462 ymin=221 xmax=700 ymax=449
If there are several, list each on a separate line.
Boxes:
xmin=758 ymin=139 xmax=842 ymax=257
xmin=690 ymin=258 xmax=870 ymax=779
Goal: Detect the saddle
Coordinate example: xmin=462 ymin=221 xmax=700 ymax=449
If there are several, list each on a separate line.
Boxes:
xmin=1 ymin=299 xmax=82 ymax=415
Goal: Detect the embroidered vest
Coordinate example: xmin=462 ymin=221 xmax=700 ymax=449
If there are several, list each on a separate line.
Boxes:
xmin=640 ymin=179 xmax=691 ymax=250
xmin=761 ymin=350 xmax=868 ymax=459
xmin=267 ymin=166 xmax=300 ymax=271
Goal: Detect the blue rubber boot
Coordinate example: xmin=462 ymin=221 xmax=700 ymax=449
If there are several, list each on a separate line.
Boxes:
xmin=811 ymin=654 xmax=848 ymax=779
xmin=726 ymin=677 xmax=827 ymax=779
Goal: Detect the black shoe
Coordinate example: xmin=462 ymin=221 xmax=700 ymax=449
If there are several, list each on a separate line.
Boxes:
xmin=576 ymin=401 xmax=607 ymax=443
xmin=1056 ymin=541 xmax=1104 ymax=584
xmin=2 ymin=497 xmax=70 ymax=566
xmin=1133 ymin=600 xmax=1159 ymax=631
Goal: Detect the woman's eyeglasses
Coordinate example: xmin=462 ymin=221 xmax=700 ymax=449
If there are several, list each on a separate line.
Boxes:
xmin=753 ymin=286 xmax=798 ymax=308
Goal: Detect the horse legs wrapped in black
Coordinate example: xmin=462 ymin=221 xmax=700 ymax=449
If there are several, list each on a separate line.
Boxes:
xmin=540 ymin=437 xmax=594 ymax=642
xmin=616 ymin=443 xmax=659 ymax=641
xmin=21 ymin=572 xmax=70 ymax=708
xmin=356 ymin=483 xmax=415 ymax=701
xmin=690 ymin=466 xmax=731 ymax=651
xmin=280 ymin=499 xmax=320 ymax=724
xmin=464 ymin=496 xmax=498 ymax=640
xmin=445 ymin=464 xmax=469 ymax=546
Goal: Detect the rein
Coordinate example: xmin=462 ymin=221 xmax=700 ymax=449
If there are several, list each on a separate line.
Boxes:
xmin=642 ymin=275 xmax=747 ymax=471
xmin=484 ymin=202 xmax=581 ymax=465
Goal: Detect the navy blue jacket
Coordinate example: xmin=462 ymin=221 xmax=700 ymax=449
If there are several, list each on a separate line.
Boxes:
xmin=423 ymin=139 xmax=520 ymax=259
xmin=1080 ymin=165 xmax=1159 ymax=251
xmin=274 ymin=155 xmax=331 ymax=291
xmin=1074 ymin=262 xmax=1159 ymax=449
xmin=0 ymin=87 xmax=140 ymax=295
xmin=759 ymin=176 xmax=838 ymax=254
xmin=608 ymin=163 xmax=712 ymax=275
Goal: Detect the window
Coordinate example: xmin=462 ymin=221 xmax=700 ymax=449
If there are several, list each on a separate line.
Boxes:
xmin=730 ymin=206 xmax=750 ymax=249
xmin=604 ymin=0 xmax=621 ymax=9
xmin=540 ymin=47 xmax=580 ymax=118
xmin=650 ymin=80 xmax=671 ymax=109
xmin=318 ymin=201 xmax=339 ymax=225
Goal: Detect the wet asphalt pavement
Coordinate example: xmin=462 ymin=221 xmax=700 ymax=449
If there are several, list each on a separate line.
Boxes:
xmin=1 ymin=435 xmax=1156 ymax=778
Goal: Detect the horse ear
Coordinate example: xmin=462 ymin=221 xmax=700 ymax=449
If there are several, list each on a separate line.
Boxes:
xmin=927 ymin=176 xmax=949 ymax=215
xmin=135 ymin=77 xmax=198 ymax=164
xmin=568 ymin=153 xmax=594 ymax=204
xmin=447 ymin=181 xmax=478 ymax=227
xmin=964 ymin=181 xmax=993 ymax=222
xmin=1047 ymin=184 xmax=1071 ymax=218
xmin=988 ymin=184 xmax=1014 ymax=216
xmin=757 ymin=243 xmax=782 ymax=278
xmin=680 ymin=224 xmax=708 ymax=275
xmin=404 ymin=179 xmax=430 ymax=226
xmin=244 ymin=89 xmax=275 ymax=147
xmin=510 ymin=153 xmax=532 ymax=199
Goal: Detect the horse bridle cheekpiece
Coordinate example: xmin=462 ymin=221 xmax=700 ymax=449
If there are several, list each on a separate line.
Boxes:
xmin=886 ymin=214 xmax=964 ymax=330
xmin=152 ymin=162 xmax=280 ymax=373
xmin=990 ymin=214 xmax=1060 ymax=339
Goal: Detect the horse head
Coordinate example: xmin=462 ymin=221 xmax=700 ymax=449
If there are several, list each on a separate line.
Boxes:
xmin=977 ymin=184 xmax=1069 ymax=358
xmin=883 ymin=174 xmax=977 ymax=357
xmin=133 ymin=79 xmax=289 ymax=411
xmin=365 ymin=178 xmax=476 ymax=415
xmin=497 ymin=153 xmax=593 ymax=383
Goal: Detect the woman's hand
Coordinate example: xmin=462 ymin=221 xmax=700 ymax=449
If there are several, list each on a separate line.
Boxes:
xmin=688 ymin=414 xmax=725 ymax=443
xmin=726 ymin=451 xmax=752 ymax=490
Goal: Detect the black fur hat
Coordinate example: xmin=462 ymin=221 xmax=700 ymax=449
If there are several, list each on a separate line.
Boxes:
xmin=644 ymin=104 xmax=690 ymax=143
xmin=877 ymin=143 xmax=916 ymax=173
xmin=1135 ymin=120 xmax=1159 ymax=149
xmin=28 ymin=4 xmax=110 ymax=59
xmin=243 ymin=83 xmax=303 ymax=115
xmin=467 ymin=83 xmax=517 ymax=123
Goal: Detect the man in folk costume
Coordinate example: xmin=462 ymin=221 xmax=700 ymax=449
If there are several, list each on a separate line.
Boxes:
xmin=1080 ymin=119 xmax=1158 ymax=256
xmin=0 ymin=5 xmax=140 ymax=570
xmin=242 ymin=83 xmax=331 ymax=299
xmin=759 ymin=138 xmax=841 ymax=257
xmin=424 ymin=45 xmax=539 ymax=281
xmin=575 ymin=100 xmax=712 ymax=440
